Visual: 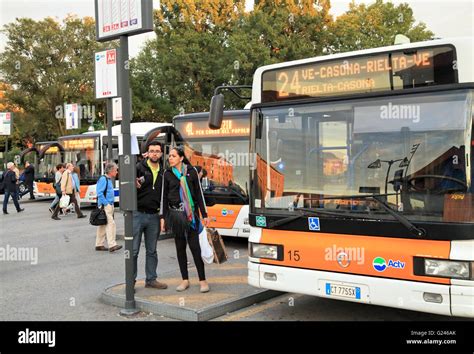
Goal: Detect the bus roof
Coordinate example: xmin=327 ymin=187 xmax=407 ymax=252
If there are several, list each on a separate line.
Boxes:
xmin=57 ymin=123 xmax=172 ymax=141
xmin=173 ymin=110 xmax=249 ymax=122
xmin=111 ymin=122 xmax=172 ymax=136
xmin=251 ymin=37 xmax=473 ymax=104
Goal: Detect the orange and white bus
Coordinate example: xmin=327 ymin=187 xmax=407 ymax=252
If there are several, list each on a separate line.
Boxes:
xmin=210 ymin=37 xmax=474 ymax=317
xmin=173 ymin=111 xmax=251 ymax=237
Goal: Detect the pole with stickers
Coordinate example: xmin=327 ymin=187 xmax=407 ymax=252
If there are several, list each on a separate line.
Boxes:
xmin=94 ymin=0 xmax=154 ymax=316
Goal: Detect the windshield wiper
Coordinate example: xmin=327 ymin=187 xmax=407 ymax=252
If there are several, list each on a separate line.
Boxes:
xmin=266 ymin=195 xmax=426 ymax=238
xmin=370 ymin=195 xmax=426 ymax=237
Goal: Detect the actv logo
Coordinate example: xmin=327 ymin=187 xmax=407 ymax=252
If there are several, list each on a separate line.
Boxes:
xmin=373 ymin=257 xmax=405 ymax=272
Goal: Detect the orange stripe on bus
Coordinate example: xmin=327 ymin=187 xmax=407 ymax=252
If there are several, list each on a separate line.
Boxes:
xmin=36 ymin=182 xmax=55 ymax=194
xmin=206 ymin=204 xmax=242 ymax=229
xmin=260 ymin=229 xmax=451 ymax=284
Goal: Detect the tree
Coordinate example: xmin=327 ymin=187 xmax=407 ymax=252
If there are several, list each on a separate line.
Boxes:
xmin=0 ymin=15 xmax=112 ymax=148
xmin=328 ymin=0 xmax=434 ymax=53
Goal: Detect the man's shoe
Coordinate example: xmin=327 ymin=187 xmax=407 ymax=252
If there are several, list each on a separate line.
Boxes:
xmin=109 ymin=245 xmax=123 ymax=253
xmin=77 ymin=214 xmax=87 ymax=219
xmin=95 ymin=246 xmax=108 ymax=251
xmin=145 ymin=280 xmax=168 ymax=289
xmin=17 ymin=208 xmax=25 ymax=213
xmin=29 ymin=197 xmax=36 ymax=200
xmin=52 ymin=216 xmax=60 ymax=220
xmin=3 ymin=211 xmax=8 ymax=215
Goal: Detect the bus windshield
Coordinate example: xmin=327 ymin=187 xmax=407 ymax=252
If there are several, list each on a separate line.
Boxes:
xmin=60 ymin=136 xmax=101 ymax=180
xmin=252 ymin=89 xmax=473 ymax=223
xmin=37 ymin=146 xmax=61 ymax=179
xmin=186 ymin=139 xmax=249 ymax=196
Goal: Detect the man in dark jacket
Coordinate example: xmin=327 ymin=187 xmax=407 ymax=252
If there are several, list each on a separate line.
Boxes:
xmin=132 ymin=141 xmax=167 ymax=290
xmin=23 ymin=161 xmax=35 ymax=200
xmin=2 ymin=162 xmax=24 ymax=214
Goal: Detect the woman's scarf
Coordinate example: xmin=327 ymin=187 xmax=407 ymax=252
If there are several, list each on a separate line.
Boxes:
xmin=172 ymin=164 xmax=197 ymax=230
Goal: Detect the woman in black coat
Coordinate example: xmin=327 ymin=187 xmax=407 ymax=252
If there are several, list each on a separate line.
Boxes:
xmin=160 ymin=146 xmax=210 ymax=293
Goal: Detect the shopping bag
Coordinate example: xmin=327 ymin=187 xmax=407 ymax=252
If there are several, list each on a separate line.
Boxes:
xmin=199 ymin=227 xmax=214 ymax=264
xmin=59 ymin=195 xmax=70 ymax=208
xmin=206 ymin=228 xmax=228 ymax=264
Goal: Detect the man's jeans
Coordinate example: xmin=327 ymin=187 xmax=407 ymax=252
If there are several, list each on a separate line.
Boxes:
xmin=133 ymin=211 xmax=160 ymax=283
xmin=3 ymin=190 xmax=20 ymax=212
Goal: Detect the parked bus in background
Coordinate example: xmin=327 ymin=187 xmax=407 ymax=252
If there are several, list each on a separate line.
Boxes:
xmin=20 ymin=141 xmax=64 ymax=198
xmin=58 ymin=122 xmax=171 ymax=204
xmin=174 ymin=110 xmax=251 ymax=237
xmin=210 ymin=37 xmax=473 ymax=317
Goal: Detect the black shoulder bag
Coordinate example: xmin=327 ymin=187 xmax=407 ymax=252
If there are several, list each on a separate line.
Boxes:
xmin=89 ymin=176 xmax=108 ymax=226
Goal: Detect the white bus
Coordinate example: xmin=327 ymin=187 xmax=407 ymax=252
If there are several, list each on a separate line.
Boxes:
xmin=59 ymin=122 xmax=171 ymax=203
xmin=210 ymin=37 xmax=474 ymax=317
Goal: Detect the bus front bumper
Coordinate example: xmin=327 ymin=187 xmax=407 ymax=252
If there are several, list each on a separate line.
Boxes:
xmin=248 ymin=262 xmax=474 ymax=318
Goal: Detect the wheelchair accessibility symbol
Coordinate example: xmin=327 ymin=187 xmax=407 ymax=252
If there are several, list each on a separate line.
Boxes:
xmin=308 ymin=217 xmax=320 ymax=231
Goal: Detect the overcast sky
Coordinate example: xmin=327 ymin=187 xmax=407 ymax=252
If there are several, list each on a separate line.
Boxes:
xmin=0 ymin=0 xmax=473 ymax=57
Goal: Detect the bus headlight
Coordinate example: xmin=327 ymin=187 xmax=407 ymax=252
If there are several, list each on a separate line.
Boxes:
xmin=250 ymin=243 xmax=283 ymax=261
xmin=424 ymin=259 xmax=472 ymax=279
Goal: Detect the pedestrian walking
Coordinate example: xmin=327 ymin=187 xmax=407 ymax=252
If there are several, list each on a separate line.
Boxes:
xmin=13 ymin=163 xmax=20 ymax=201
xmin=132 ymin=141 xmax=167 ymax=290
xmin=2 ymin=162 xmax=24 ymax=214
xmin=49 ymin=164 xmax=65 ymax=213
xmin=160 ymin=146 xmax=210 ymax=293
xmin=71 ymin=166 xmax=81 ymax=209
xmin=51 ymin=163 xmax=86 ymax=220
xmin=95 ymin=162 xmax=122 ymax=253
xmin=23 ymin=161 xmax=35 ymax=200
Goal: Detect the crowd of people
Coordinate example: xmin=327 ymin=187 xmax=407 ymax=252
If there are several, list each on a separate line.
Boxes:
xmin=1 ymin=141 xmax=212 ymax=293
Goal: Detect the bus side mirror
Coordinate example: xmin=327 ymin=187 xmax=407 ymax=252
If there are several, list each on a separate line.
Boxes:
xmin=209 ymin=94 xmax=224 ymax=129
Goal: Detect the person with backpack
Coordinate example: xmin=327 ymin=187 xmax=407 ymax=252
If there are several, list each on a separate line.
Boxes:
xmin=95 ymin=162 xmax=122 ymax=252
xmin=2 ymin=162 xmax=24 ymax=214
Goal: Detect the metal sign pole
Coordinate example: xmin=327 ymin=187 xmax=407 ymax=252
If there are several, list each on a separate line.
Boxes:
xmin=118 ymin=35 xmax=138 ymax=316
xmin=106 ymin=99 xmax=113 ymax=162
xmin=4 ymin=137 xmax=8 ymax=168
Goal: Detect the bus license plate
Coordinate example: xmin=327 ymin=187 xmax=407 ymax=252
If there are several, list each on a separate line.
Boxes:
xmin=325 ymin=283 xmax=361 ymax=299
xmin=44 ymin=193 xmax=50 ymax=197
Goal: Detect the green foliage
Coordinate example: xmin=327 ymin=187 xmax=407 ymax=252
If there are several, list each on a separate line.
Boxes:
xmin=329 ymin=0 xmax=434 ymax=53
xmin=0 ymin=16 xmax=112 ymax=148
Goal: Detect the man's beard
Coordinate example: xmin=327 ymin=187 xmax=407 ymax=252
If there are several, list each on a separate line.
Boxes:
xmin=149 ymin=157 xmax=159 ymax=163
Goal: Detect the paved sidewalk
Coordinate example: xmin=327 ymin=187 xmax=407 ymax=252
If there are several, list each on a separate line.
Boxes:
xmin=102 ymin=254 xmax=281 ymax=321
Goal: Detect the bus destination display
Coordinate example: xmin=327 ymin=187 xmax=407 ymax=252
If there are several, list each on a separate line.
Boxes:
xmin=175 ymin=119 xmax=250 ymax=139
xmin=262 ymin=46 xmax=456 ymax=102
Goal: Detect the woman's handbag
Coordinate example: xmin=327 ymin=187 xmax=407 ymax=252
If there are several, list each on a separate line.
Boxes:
xmin=59 ymin=194 xmax=70 ymax=208
xmin=90 ymin=206 xmax=107 ymax=226
xmin=206 ymin=228 xmax=228 ymax=264
xmin=199 ymin=227 xmax=214 ymax=264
